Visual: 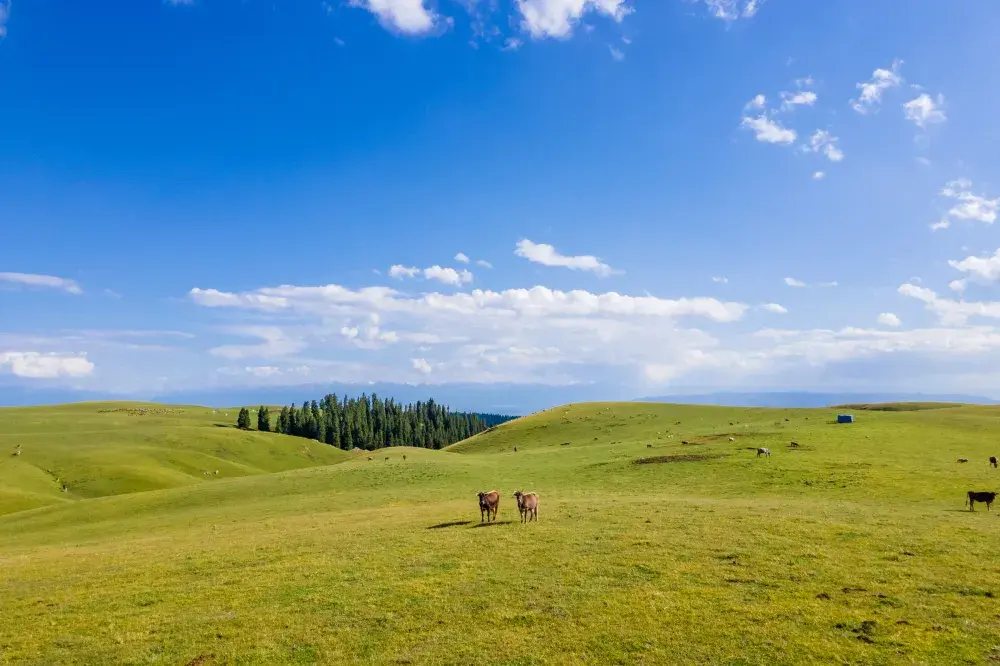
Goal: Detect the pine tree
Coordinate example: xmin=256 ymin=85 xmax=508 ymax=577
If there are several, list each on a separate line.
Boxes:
xmin=257 ymin=405 xmax=270 ymax=432
xmin=237 ymin=407 xmax=251 ymax=430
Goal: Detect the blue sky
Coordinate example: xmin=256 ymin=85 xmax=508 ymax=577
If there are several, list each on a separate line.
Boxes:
xmin=2 ymin=0 xmax=1000 ymax=404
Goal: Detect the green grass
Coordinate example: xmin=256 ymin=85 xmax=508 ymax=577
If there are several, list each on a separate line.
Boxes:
xmin=2 ymin=401 xmax=1000 ymax=664
xmin=0 ymin=402 xmax=347 ymax=516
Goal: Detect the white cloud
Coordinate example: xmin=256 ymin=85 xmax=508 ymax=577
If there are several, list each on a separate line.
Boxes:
xmin=165 ymin=0 xmax=195 ymax=5
xmin=851 ymin=59 xmax=903 ymax=114
xmin=813 ymin=171 xmax=826 ymax=180
xmin=949 ymin=279 xmax=967 ymax=293
xmin=352 ymin=0 xmax=437 ymax=34
xmin=246 ymin=366 xmax=281 ymax=377
xmin=744 ymin=94 xmax=766 ymax=111
xmin=502 ymin=37 xmax=523 ymax=51
xmin=701 ymin=0 xmax=763 ymax=20
xmin=808 ymin=130 xmax=844 ymax=162
xmin=515 ymin=239 xmax=619 ymax=277
xmin=423 ymin=266 xmax=474 ymax=286
xmin=516 ymin=0 xmax=631 ymax=39
xmin=0 ymin=352 xmax=95 ymax=379
xmin=741 ymin=114 xmax=796 ymax=145
xmin=389 ymin=265 xmax=420 ymax=279
xmin=780 ymin=90 xmax=817 ymax=111
xmin=904 ymin=93 xmax=947 ymax=128
xmin=411 ymin=358 xmax=433 ymax=374
xmin=712 ymin=276 xmax=728 ymax=284
xmin=609 ymin=45 xmax=625 ymax=61
xmin=454 ymin=252 xmax=470 ymax=264
xmin=476 ymin=259 xmax=493 ymax=269
xmin=877 ymin=313 xmax=901 ymax=327
xmin=209 ymin=326 xmax=306 ymax=360
xmin=762 ymin=303 xmax=788 ymax=314
xmin=949 ymin=249 xmax=1000 ymax=283
xmin=899 ymin=283 xmax=1000 ymax=326
xmin=0 ymin=272 xmax=83 ymax=294
xmin=0 ymin=0 xmax=10 ymax=37
xmin=390 ymin=264 xmax=474 ymax=285
xmin=934 ymin=179 xmax=998 ymax=230
xmin=192 ymin=283 xmax=747 ymax=322
xmin=784 ymin=277 xmax=806 ymax=287
xmin=753 ymin=325 xmax=1000 ymax=366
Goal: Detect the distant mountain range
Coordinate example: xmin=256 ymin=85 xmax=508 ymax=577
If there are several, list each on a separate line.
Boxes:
xmin=636 ymin=392 xmax=1000 ymax=408
xmin=0 ymin=382 xmax=627 ymax=416
xmin=3 ymin=384 xmax=997 ymax=414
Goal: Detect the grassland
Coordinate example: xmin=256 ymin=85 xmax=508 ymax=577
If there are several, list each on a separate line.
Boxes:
xmin=2 ymin=401 xmax=1000 ymax=664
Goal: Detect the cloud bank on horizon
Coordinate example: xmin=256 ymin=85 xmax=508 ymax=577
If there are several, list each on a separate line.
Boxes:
xmin=3 ymin=0 xmax=1000 ymax=401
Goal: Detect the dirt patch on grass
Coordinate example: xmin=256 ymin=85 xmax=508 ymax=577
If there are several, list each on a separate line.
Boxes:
xmin=634 ymin=454 xmax=725 ymax=464
xmin=681 ymin=433 xmax=742 ymax=445
xmin=835 ymin=402 xmax=962 ymax=412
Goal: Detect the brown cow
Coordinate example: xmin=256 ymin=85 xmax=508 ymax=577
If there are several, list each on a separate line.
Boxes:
xmin=478 ymin=490 xmax=500 ymax=523
xmin=513 ymin=491 xmax=539 ymax=523
xmin=991 ymin=456 xmax=998 ymax=468
xmin=967 ymin=491 xmax=997 ymax=512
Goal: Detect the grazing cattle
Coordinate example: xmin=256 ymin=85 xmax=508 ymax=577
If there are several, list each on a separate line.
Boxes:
xmin=478 ymin=490 xmax=500 ymax=523
xmin=385 ymin=457 xmax=390 ymax=462
xmin=729 ymin=437 xmax=735 ymax=442
xmin=12 ymin=450 xmax=20 ymax=457
xmin=514 ymin=446 xmax=518 ymax=452
xmin=513 ymin=491 xmax=539 ymax=523
xmin=368 ymin=457 xmax=373 ymax=461
xmin=402 ymin=455 xmax=407 ymax=461
xmin=991 ymin=456 xmax=998 ymax=468
xmin=757 ymin=448 xmax=771 ymax=457
xmin=958 ymin=458 xmax=969 ymax=463
xmin=966 ymin=491 xmax=997 ymax=512
xmin=647 ymin=444 xmax=653 ymax=448
xmin=790 ymin=442 xmax=800 ymax=448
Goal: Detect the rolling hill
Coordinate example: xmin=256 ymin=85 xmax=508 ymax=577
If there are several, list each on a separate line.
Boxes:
xmin=0 ymin=401 xmax=348 ymax=516
xmin=2 ymin=401 xmax=1000 ymax=663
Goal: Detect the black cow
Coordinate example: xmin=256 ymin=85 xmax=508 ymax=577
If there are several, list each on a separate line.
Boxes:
xmin=967 ymin=491 xmax=997 ymax=512
xmin=991 ymin=456 xmax=998 ymax=468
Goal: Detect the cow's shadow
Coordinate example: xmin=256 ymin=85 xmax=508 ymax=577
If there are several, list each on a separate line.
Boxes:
xmin=473 ymin=520 xmax=514 ymax=528
xmin=427 ymin=521 xmax=473 ymax=530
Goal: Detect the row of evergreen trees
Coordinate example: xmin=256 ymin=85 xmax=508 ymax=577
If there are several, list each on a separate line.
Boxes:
xmin=235 ymin=395 xmax=515 ymax=450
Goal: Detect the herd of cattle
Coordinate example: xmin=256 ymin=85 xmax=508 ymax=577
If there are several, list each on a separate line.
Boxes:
xmin=477 ymin=490 xmax=539 ymax=524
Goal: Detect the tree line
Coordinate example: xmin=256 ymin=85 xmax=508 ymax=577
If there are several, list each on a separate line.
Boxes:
xmin=236 ymin=394 xmax=516 ymax=450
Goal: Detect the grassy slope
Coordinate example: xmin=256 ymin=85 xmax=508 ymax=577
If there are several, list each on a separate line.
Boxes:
xmin=0 ymin=402 xmax=348 ymax=516
xmin=2 ymin=402 xmax=1000 ymax=664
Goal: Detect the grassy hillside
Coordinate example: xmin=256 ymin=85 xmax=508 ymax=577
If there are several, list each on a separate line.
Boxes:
xmin=0 ymin=402 xmax=348 ymax=516
xmin=2 ymin=401 xmax=1000 ymax=664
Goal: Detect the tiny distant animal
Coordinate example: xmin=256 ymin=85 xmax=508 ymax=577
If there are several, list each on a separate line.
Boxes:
xmin=478 ymin=490 xmax=500 ymax=523
xmin=514 ymin=446 xmax=518 ymax=452
xmin=991 ymin=456 xmax=998 ymax=468
xmin=368 ymin=457 xmax=373 ymax=461
xmin=647 ymin=444 xmax=653 ymax=448
xmin=214 ymin=470 xmax=219 ymax=475
xmin=385 ymin=457 xmax=389 ymax=462
xmin=966 ymin=491 xmax=997 ymax=512
xmin=757 ymin=448 xmax=771 ymax=457
xmin=790 ymin=442 xmax=800 ymax=448
xmin=729 ymin=437 xmax=735 ymax=442
xmin=513 ymin=491 xmax=539 ymax=523
xmin=12 ymin=450 xmax=20 ymax=457
xmin=957 ymin=458 xmax=969 ymax=463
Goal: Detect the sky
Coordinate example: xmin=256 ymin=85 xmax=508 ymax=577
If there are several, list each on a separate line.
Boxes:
xmin=2 ymin=0 xmax=1000 ymax=408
